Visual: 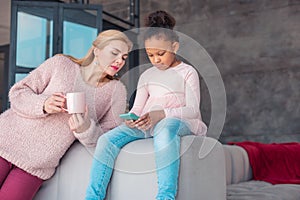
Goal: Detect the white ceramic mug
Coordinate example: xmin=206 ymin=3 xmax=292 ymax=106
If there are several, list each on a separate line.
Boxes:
xmin=63 ymin=92 xmax=86 ymax=114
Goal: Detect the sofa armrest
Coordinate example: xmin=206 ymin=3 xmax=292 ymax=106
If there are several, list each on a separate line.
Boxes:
xmin=34 ymin=141 xmax=94 ymax=200
xmin=35 ymin=137 xmax=226 ymax=200
xmin=223 ymin=144 xmax=252 ymax=185
xmin=178 ymin=136 xmax=226 ymax=200
xmin=109 ymin=136 xmax=226 ymax=200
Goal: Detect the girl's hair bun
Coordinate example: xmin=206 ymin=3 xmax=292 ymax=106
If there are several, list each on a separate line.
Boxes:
xmin=145 ymin=10 xmax=176 ymax=29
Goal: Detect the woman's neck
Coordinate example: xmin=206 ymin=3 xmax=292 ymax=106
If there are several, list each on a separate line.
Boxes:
xmin=80 ymin=63 xmax=109 ymax=87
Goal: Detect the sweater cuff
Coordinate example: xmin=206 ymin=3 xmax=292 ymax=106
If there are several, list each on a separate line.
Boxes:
xmin=73 ymin=120 xmax=95 ymax=139
xmin=73 ymin=120 xmax=101 ymax=147
xmin=163 ymin=108 xmax=171 ymax=118
xmin=35 ymin=94 xmax=50 ymax=117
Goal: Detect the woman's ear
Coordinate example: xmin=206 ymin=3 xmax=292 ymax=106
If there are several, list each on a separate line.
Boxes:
xmin=172 ymin=42 xmax=179 ymax=54
xmin=93 ymin=47 xmax=98 ymax=56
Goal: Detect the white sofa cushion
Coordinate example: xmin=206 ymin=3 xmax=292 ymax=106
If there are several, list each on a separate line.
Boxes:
xmin=223 ymin=144 xmax=252 ymax=185
xmin=227 ymin=180 xmax=300 ymax=200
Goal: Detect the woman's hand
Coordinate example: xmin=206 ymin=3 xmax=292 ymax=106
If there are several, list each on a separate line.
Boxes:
xmin=43 ymin=92 xmax=66 ymax=114
xmin=135 ymin=110 xmax=166 ymax=131
xmin=68 ymin=106 xmax=91 ymax=133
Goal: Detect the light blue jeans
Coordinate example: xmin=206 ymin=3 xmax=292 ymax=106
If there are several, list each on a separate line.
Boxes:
xmin=85 ymin=118 xmax=191 ymax=200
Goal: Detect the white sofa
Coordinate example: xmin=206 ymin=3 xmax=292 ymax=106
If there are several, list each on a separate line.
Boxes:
xmin=34 ymin=136 xmax=226 ymax=200
xmin=224 ymin=145 xmax=300 ymax=200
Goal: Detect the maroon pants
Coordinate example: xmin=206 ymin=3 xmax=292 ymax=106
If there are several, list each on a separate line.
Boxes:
xmin=0 ymin=157 xmax=43 ymax=200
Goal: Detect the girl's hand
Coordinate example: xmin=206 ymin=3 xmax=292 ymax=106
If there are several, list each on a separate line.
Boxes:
xmin=125 ymin=119 xmax=137 ymax=128
xmin=43 ymin=92 xmax=66 ymax=114
xmin=135 ymin=110 xmax=166 ymax=131
xmin=68 ymin=106 xmax=91 ymax=133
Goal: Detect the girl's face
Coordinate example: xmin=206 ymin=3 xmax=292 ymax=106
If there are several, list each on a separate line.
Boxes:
xmin=145 ymin=37 xmax=179 ymax=70
xmin=94 ymin=40 xmax=129 ymax=76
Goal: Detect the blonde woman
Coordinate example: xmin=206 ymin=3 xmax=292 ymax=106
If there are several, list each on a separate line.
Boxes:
xmin=0 ymin=30 xmax=132 ymax=200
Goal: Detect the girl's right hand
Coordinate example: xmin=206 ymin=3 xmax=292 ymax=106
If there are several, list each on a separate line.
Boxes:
xmin=125 ymin=119 xmax=137 ymax=128
xmin=43 ymin=92 xmax=66 ymax=114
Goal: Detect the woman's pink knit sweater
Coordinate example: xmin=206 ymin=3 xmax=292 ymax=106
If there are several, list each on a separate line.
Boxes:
xmin=0 ymin=55 xmax=127 ymax=180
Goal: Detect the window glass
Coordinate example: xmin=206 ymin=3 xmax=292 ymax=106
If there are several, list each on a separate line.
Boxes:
xmin=16 ymin=11 xmax=53 ymax=68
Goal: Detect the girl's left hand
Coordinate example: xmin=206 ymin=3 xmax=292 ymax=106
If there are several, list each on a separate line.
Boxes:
xmin=68 ymin=106 xmax=91 ymax=133
xmin=135 ymin=110 xmax=165 ymax=131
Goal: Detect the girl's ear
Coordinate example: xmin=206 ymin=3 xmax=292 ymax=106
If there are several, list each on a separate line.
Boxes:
xmin=172 ymin=42 xmax=179 ymax=54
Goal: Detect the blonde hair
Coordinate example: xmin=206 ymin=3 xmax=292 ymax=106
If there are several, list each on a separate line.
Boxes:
xmin=65 ymin=29 xmax=133 ymax=66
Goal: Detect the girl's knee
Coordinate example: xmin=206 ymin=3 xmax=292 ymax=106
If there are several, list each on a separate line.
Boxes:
xmin=154 ymin=118 xmax=184 ymax=135
xmin=157 ymin=118 xmax=190 ymax=136
xmin=97 ymin=124 xmax=126 ymax=144
xmin=159 ymin=117 xmax=181 ymax=125
xmin=96 ymin=135 xmax=109 ymax=148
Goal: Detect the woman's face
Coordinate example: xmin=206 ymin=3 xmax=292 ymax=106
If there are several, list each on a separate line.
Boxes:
xmin=95 ymin=40 xmax=129 ymax=76
xmin=144 ymin=37 xmax=178 ymax=70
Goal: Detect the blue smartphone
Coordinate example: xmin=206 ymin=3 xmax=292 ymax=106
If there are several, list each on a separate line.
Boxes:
xmin=119 ymin=113 xmax=139 ymax=120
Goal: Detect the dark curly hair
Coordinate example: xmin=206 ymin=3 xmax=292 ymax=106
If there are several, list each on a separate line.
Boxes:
xmin=144 ymin=10 xmax=179 ymax=42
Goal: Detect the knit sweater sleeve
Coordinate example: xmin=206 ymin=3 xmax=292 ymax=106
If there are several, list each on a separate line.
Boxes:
xmin=74 ymin=81 xmax=127 ymax=147
xmin=9 ymin=55 xmax=62 ymax=119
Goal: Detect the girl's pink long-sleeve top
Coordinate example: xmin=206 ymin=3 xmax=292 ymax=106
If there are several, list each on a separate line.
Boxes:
xmin=130 ymin=62 xmax=207 ymax=135
xmin=0 ymin=55 xmax=127 ymax=180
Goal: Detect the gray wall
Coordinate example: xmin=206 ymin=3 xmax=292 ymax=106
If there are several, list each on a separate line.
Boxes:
xmin=140 ymin=0 xmax=300 ymax=143
xmin=1 ymin=0 xmax=299 ymax=143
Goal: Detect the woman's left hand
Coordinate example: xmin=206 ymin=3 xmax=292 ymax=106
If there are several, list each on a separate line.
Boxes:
xmin=68 ymin=106 xmax=91 ymax=133
xmin=135 ymin=110 xmax=165 ymax=131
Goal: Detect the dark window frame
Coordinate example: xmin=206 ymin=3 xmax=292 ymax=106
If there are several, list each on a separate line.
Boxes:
xmin=9 ymin=1 xmax=103 ymax=89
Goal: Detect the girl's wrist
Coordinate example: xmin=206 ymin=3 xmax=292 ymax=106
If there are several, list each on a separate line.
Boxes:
xmin=160 ymin=110 xmax=166 ymax=119
xmin=158 ymin=110 xmax=165 ymax=119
